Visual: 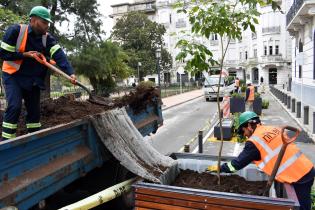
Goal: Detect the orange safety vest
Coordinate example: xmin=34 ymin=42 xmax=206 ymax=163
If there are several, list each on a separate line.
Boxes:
xmin=235 ymin=79 xmax=240 ymax=87
xmin=248 ymin=125 xmax=313 ymax=183
xmin=2 ymin=24 xmax=28 ymax=74
xmin=248 ymin=85 xmax=255 ymax=101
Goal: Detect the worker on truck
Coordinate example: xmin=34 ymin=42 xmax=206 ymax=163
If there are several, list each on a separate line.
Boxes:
xmin=208 ymin=111 xmax=315 ymax=210
xmin=245 ymin=81 xmax=254 ymax=111
xmin=0 ymin=6 xmax=76 ymax=140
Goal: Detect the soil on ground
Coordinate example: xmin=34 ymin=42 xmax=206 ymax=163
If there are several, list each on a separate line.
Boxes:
xmin=0 ymin=84 xmax=160 ymax=137
xmin=172 ymin=169 xmax=266 ymax=196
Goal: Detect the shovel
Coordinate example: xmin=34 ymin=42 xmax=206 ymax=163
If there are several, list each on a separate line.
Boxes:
xmin=263 ymin=125 xmax=300 ymax=196
xmin=32 ymin=53 xmax=114 ymax=106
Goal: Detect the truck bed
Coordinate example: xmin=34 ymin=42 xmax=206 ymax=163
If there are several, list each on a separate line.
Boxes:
xmin=0 ymin=105 xmax=163 ymax=209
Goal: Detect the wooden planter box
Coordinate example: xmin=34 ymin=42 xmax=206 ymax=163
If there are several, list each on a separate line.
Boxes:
xmin=133 ymin=153 xmax=299 ymax=210
xmin=253 ymin=97 xmax=262 ymax=115
xmin=230 ymin=97 xmax=245 ymax=114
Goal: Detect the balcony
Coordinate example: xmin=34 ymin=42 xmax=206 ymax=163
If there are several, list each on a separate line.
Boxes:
xmin=248 ymin=57 xmax=258 ymax=65
xmin=262 ymin=26 xmax=280 ymax=34
xmin=286 ymin=0 xmax=315 ymax=30
xmin=261 ymin=55 xmax=284 ymax=64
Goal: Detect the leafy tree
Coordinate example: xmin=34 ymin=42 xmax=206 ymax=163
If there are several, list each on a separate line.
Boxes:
xmin=70 ymin=41 xmax=131 ymax=95
xmin=0 ymin=8 xmax=27 ymax=38
xmin=175 ymin=0 xmax=280 ymax=184
xmin=111 ymin=12 xmax=172 ymax=79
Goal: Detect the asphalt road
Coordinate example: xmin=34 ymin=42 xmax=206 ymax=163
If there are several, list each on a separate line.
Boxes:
xmin=147 ymin=97 xmax=218 ymax=155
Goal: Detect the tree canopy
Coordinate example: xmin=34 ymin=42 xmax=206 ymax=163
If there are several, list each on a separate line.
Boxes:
xmin=71 ymin=41 xmax=131 ymax=95
xmin=111 ymin=12 xmax=172 ymax=79
xmin=0 ymin=0 xmax=131 ymax=95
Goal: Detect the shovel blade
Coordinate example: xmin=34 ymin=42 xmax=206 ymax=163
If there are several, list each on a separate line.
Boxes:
xmin=88 ymin=95 xmax=114 ymax=107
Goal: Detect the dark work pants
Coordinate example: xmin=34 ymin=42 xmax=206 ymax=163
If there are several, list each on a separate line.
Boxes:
xmin=3 ymin=76 xmax=41 ymax=139
xmin=293 ymin=177 xmax=314 ymax=210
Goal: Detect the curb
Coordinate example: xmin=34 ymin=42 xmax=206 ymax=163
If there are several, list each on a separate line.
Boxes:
xmin=162 ymin=95 xmax=203 ymax=111
xmin=269 ymin=90 xmax=315 ymax=141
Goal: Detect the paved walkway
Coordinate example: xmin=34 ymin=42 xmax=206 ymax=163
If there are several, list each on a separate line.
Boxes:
xmin=161 ymin=89 xmax=203 ymax=110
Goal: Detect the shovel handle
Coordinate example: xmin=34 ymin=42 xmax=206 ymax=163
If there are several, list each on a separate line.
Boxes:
xmin=32 ymin=53 xmax=77 ymax=82
xmin=281 ymin=126 xmax=300 ymax=145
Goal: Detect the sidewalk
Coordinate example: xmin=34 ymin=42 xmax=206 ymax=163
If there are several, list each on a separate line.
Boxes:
xmin=161 ymin=89 xmax=203 ymax=110
xmin=202 ymin=89 xmax=315 ymax=164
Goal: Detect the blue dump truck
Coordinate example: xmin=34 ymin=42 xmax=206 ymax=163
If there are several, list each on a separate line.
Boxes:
xmin=0 ymin=101 xmax=163 ymax=210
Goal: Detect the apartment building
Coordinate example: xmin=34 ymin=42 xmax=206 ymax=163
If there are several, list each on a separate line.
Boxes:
xmin=286 ymin=0 xmax=315 ymax=133
xmin=110 ymin=0 xmax=291 ymax=85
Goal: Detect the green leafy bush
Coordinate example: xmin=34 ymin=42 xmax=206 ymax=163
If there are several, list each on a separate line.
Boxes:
xmin=240 ymin=85 xmax=246 ymax=93
xmin=262 ymin=100 xmax=269 ymax=109
xmin=231 ymin=93 xmax=243 ymax=98
xmin=255 ymin=92 xmax=261 ymax=98
xmin=233 ymin=112 xmax=247 ymax=143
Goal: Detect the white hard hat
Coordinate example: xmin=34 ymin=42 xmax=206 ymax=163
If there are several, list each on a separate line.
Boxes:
xmin=246 ymin=81 xmax=251 ymax=85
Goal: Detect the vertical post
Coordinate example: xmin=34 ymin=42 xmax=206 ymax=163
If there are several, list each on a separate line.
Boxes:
xmin=304 ymin=106 xmax=309 ymax=125
xmin=292 ymin=98 xmax=296 ymax=112
xmin=297 ymin=101 xmax=301 ymax=118
xmin=198 ymin=130 xmax=203 ymax=153
xmin=184 ymin=144 xmax=190 ymax=153
xmin=287 ymin=96 xmax=291 ymax=109
xmin=313 ymin=112 xmax=315 ymax=134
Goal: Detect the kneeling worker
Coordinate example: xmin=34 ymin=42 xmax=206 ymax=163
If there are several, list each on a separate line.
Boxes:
xmin=207 ymin=111 xmax=315 ymax=210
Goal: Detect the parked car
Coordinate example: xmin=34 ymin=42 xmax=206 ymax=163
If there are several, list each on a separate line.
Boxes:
xmin=203 ymin=75 xmax=235 ymax=101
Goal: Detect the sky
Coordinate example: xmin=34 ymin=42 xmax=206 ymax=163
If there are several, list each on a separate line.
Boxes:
xmin=98 ymin=0 xmax=132 ymax=38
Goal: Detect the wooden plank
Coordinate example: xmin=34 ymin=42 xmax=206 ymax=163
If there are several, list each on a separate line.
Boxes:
xmin=135 ymin=194 xmax=250 ymax=210
xmin=135 ymin=187 xmax=293 ymax=210
xmin=135 ymin=200 xmax=199 ymax=210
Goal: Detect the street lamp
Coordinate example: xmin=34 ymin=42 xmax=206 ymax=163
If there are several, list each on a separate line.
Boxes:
xmin=155 ymin=48 xmax=161 ymax=87
xmin=137 ymin=62 xmax=142 ymax=83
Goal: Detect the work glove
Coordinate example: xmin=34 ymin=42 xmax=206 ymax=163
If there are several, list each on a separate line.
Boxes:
xmin=206 ymin=165 xmax=218 ymax=172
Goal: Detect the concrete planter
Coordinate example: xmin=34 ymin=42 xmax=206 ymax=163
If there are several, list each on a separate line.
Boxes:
xmin=230 ymin=97 xmax=245 ymax=114
xmin=253 ymin=97 xmax=262 ymax=115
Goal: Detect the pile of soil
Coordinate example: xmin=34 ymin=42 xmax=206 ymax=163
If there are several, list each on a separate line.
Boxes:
xmin=172 ymin=169 xmax=266 ymax=196
xmin=0 ymin=85 xmax=161 ymax=137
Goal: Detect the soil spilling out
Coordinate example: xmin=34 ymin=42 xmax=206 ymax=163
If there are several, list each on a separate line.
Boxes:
xmin=172 ymin=169 xmax=266 ymax=196
xmin=0 ymin=85 xmax=160 ymax=137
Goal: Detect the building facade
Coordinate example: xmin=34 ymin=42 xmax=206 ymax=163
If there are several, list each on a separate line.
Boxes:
xmin=286 ymin=0 xmax=315 ymax=134
xmin=110 ymin=0 xmax=292 ymax=86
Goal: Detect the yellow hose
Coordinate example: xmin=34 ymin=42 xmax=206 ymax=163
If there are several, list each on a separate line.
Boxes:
xmin=59 ymin=177 xmax=136 ymax=210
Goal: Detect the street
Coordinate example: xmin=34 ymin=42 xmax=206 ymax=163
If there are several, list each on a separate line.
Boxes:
xmin=147 ymin=97 xmax=218 ymax=155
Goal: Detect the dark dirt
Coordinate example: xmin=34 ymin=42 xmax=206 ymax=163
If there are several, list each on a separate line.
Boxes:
xmin=172 ymin=169 xmax=266 ymax=196
xmin=0 ymin=85 xmax=161 ymax=137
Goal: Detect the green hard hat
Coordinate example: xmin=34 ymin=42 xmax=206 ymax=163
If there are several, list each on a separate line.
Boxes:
xmin=238 ymin=111 xmax=258 ymax=130
xmin=29 ymin=6 xmax=52 ymax=23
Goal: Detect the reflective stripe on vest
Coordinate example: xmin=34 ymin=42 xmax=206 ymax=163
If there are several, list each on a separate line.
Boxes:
xmin=248 ymin=125 xmax=314 ymax=183
xmin=248 ymin=85 xmax=255 ymax=101
xmin=2 ymin=24 xmax=28 ymax=74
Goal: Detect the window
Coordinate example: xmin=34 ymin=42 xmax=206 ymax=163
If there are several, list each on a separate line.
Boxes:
xmin=269 ymin=46 xmax=273 ymax=55
xmin=275 ymin=45 xmax=279 ymax=55
xmin=264 ymin=46 xmax=267 ymax=56
xmin=211 ymin=34 xmax=218 ymax=41
xmin=169 ymin=14 xmax=172 ymax=24
xmin=240 ymin=52 xmax=242 ymax=59
xmin=254 ymin=49 xmax=257 ymax=57
xmin=299 ymin=66 xmax=302 ymax=78
xmin=245 ymin=51 xmax=248 ymax=59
